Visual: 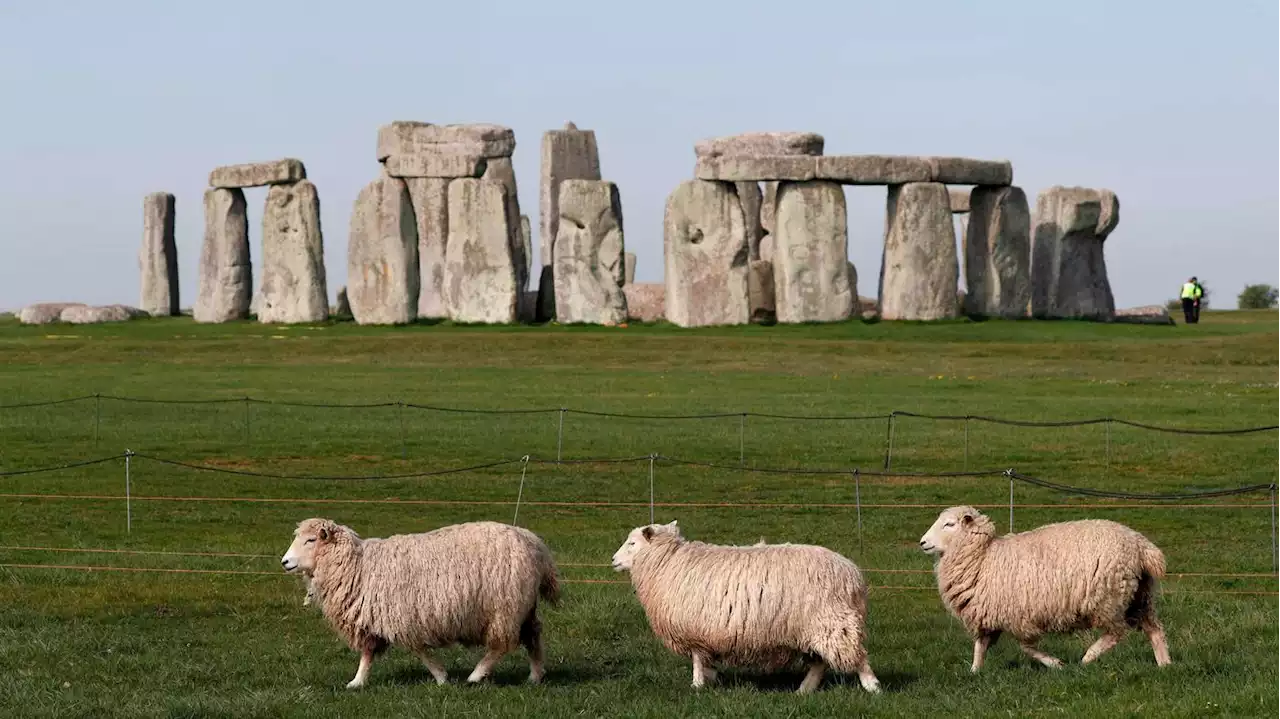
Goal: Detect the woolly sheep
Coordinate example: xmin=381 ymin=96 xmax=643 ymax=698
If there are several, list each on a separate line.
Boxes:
xmin=919 ymin=506 xmax=1171 ymax=672
xmin=281 ymin=518 xmax=561 ymax=689
xmin=611 ymin=520 xmax=881 ymax=694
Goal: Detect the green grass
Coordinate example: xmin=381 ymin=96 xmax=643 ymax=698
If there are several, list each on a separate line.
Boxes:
xmin=0 ymin=311 xmax=1276 ymax=717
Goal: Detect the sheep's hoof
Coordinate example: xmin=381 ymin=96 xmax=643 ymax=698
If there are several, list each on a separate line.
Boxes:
xmin=345 ymin=679 xmax=364 ymax=690
xmin=1043 ymin=658 xmax=1063 ymax=669
xmin=861 ymin=679 xmax=882 ymax=694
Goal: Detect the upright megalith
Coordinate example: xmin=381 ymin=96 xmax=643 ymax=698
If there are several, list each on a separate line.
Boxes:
xmin=1031 ymin=187 xmax=1119 ymax=320
xmin=553 ymin=180 xmax=627 ymax=325
xmin=540 ymin=123 xmax=601 ymax=267
xmin=772 ymin=181 xmax=854 ymax=323
xmin=663 ymin=180 xmax=749 ymax=327
xmin=140 ymin=192 xmax=178 ymax=316
xmin=748 ymin=260 xmax=776 ymax=324
xmin=483 ymin=156 xmax=528 ymax=296
xmin=964 ymin=186 xmax=1031 ymax=318
xmin=195 ymin=188 xmax=251 ymax=322
xmin=405 ymin=178 xmax=450 ymax=319
xmin=624 ymin=252 xmax=636 ymax=285
xmin=258 ymin=180 xmax=328 ymax=323
xmin=347 ymin=172 xmax=419 ymax=325
xmin=445 ymin=179 xmax=519 ymax=324
xmin=879 ymin=183 xmax=958 ymax=321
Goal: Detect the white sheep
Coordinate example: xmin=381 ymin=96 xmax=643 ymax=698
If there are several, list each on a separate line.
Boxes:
xmin=611 ymin=520 xmax=881 ymax=694
xmin=919 ymin=506 xmax=1171 ymax=672
xmin=281 ymin=518 xmax=561 ymax=689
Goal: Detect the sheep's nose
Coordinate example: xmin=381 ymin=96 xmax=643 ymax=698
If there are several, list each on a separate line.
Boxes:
xmin=281 ymin=558 xmax=289 ymax=567
xmin=918 ymin=540 xmax=927 ymax=546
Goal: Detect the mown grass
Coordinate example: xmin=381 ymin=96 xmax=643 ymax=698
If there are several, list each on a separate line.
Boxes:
xmin=0 ymin=311 xmax=1276 ymax=717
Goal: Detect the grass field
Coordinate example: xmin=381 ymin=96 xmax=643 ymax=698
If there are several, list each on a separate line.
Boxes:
xmin=0 ymin=311 xmax=1276 ymax=718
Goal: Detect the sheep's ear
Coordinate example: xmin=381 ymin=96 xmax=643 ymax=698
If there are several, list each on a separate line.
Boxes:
xmin=318 ymin=527 xmax=331 ymax=541
xmin=641 ymin=527 xmax=654 ymax=541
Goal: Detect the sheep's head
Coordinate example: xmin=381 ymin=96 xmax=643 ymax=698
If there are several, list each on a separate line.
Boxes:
xmin=919 ymin=506 xmax=994 ymax=556
xmin=611 ymin=520 xmax=680 ymax=572
xmin=281 ymin=518 xmax=344 ymax=573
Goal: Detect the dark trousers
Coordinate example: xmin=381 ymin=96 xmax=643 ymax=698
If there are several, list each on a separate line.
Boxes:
xmin=1181 ymin=298 xmax=1196 ymax=324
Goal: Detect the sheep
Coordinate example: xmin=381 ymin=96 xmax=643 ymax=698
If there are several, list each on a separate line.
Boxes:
xmin=919 ymin=506 xmax=1171 ymax=672
xmin=280 ymin=518 xmax=561 ymax=689
xmin=611 ymin=520 xmax=880 ymax=694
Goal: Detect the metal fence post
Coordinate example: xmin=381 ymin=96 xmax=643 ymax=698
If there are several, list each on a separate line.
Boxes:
xmin=853 ymin=469 xmax=863 ymax=556
xmin=512 ymin=456 xmax=530 ymax=526
xmin=648 ymin=454 xmax=656 ymax=524
xmin=1007 ymin=470 xmax=1015 ymax=532
xmin=883 ymin=412 xmax=896 ymax=471
xmin=125 ymin=450 xmax=134 ymax=534
xmin=739 ymin=413 xmax=746 ymax=466
xmin=556 ymin=409 xmax=566 ymax=462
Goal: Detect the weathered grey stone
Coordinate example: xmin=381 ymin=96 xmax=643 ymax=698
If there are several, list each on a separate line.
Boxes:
xmin=376 ymin=121 xmax=515 ymax=161
xmin=761 ymin=181 xmax=779 ymax=234
xmin=553 ymin=180 xmax=627 ymax=325
xmin=624 ymin=283 xmax=665 ymax=323
xmin=772 ymin=181 xmax=854 ymax=323
xmin=535 ymin=265 xmax=556 ymax=322
xmin=748 ymin=260 xmax=776 ymax=324
xmin=879 ymin=182 xmax=958 ymax=321
xmin=61 ymin=305 xmax=148 ymax=324
xmin=383 ymin=154 xmax=487 ymax=178
xmin=737 ymin=182 xmax=764 ymax=261
xmin=209 ymin=159 xmax=305 ymax=188
xmin=405 ymin=178 xmax=450 ymax=319
xmin=347 ymin=172 xmax=419 ymax=325
xmin=140 ymin=192 xmax=179 ymax=316
xmin=483 ymin=157 xmax=527 ymax=294
xmin=663 ymin=180 xmax=749 ymax=327
xmin=695 ymin=155 xmax=817 ymax=182
xmin=520 ymin=215 xmax=532 ymax=286
xmin=19 ymin=302 xmax=86 ymax=325
xmin=333 ymin=286 xmax=351 ymax=317
xmin=963 ymin=186 xmax=1031 ymax=319
xmin=847 ymin=263 xmax=860 ymax=307
xmin=949 ymin=188 xmax=971 ymax=214
xmin=195 ymin=188 xmax=251 ymax=323
xmin=445 ymin=179 xmax=519 ymax=324
xmin=759 ymin=234 xmax=775 ymax=264
xmin=1030 ymin=186 xmax=1117 ymax=320
xmin=258 ymin=180 xmax=328 ymax=324
xmin=624 ymin=252 xmax=636 ymax=285
xmin=927 ymin=157 xmax=1012 ymax=186
xmin=694 ymin=132 xmax=824 ymax=158
xmin=816 ymin=155 xmax=932 ymax=185
xmin=540 ymin=124 xmax=601 ymax=267
xmin=1114 ymin=305 xmax=1174 ymax=325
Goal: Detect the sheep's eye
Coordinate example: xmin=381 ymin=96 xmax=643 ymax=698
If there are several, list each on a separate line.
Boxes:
xmin=305 ymin=538 xmax=315 ymax=544
xmin=943 ymin=522 xmax=955 ymax=528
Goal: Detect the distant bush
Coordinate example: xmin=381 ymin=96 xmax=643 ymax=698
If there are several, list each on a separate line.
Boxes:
xmin=1237 ymin=284 xmax=1279 ymax=310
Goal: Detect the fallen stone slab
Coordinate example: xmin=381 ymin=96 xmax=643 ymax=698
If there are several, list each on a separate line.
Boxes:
xmin=949 ymin=188 xmax=971 ymax=214
xmin=209 ymin=159 xmax=306 ymax=188
xmin=963 ymin=186 xmax=1031 ymax=318
xmin=816 ymin=155 xmax=932 ymax=185
xmin=880 ymin=182 xmax=959 ymax=320
xmin=553 ymin=180 xmax=627 ymax=325
xmin=1114 ymin=305 xmax=1174 ymax=325
xmin=927 ymin=157 xmax=1013 ymax=186
xmin=664 ymin=179 xmax=749 ymax=327
xmin=772 ymin=180 xmax=854 ymax=323
xmin=347 ymin=172 xmax=419 ymax=325
xmin=377 ymin=121 xmax=516 ymax=161
xmin=540 ymin=122 xmax=601 ymax=267
xmin=195 ymin=188 xmax=252 ymax=322
xmin=19 ymin=302 xmax=86 ymax=325
xmin=624 ymin=283 xmax=665 ymax=323
xmin=695 ymin=155 xmax=817 ymax=182
xmin=383 ymin=153 xmax=487 ymax=178
xmin=694 ymin=132 xmax=824 ymax=158
xmin=445 ymin=178 xmax=519 ymax=324
xmin=258 ymin=180 xmax=329 ymax=324
xmin=61 ymin=305 xmax=149 ymax=324
xmin=140 ymin=192 xmax=179 ymax=316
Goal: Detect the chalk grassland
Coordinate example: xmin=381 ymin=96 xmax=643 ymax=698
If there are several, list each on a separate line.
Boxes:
xmin=0 ymin=311 xmax=1276 ymax=718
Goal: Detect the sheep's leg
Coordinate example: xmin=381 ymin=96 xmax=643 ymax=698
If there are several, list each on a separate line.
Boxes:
xmin=413 ymin=650 xmax=448 ymax=685
xmin=466 ymin=649 xmax=507 ymax=684
xmin=346 ymin=648 xmax=374 ymax=689
xmin=1141 ymin=615 xmax=1172 ymax=667
xmin=856 ymin=658 xmax=882 ymax=694
xmin=520 ymin=611 xmax=545 ymax=684
xmin=691 ymin=652 xmax=717 ymax=688
xmin=1018 ymin=640 xmax=1063 ymax=669
xmin=797 ymin=659 xmax=826 ymax=694
xmin=971 ymin=631 xmax=1001 ymax=673
xmin=1081 ymin=631 xmax=1124 ymax=665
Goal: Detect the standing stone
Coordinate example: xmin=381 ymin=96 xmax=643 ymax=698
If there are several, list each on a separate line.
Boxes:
xmin=772 ymin=181 xmax=853 ymax=323
xmin=553 ymin=180 xmax=627 ymax=325
xmin=964 ymin=186 xmax=1031 ymax=318
xmin=195 ymin=188 xmax=251 ymax=322
xmin=879 ymin=183 xmax=958 ymax=321
xmin=1031 ymin=187 xmax=1118 ymax=320
xmin=258 ymin=180 xmax=328 ymax=323
xmin=663 ymin=180 xmax=749 ymax=327
xmin=483 ymin=157 xmax=527 ymax=293
xmin=540 ymin=123 xmax=601 ymax=267
xmin=520 ymin=215 xmax=532 ymax=285
xmin=738 ymin=182 xmax=764 ymax=261
xmin=761 ymin=182 xmax=779 ymax=234
xmin=624 ymin=283 xmax=665 ymax=323
xmin=140 ymin=192 xmax=178 ymax=316
xmin=748 ymin=260 xmax=776 ymax=324
xmin=535 ymin=265 xmax=556 ymax=322
xmin=624 ymin=252 xmax=637 ymax=285
xmin=333 ymin=286 xmax=351 ymax=317
xmin=405 ymin=178 xmax=449 ymax=319
xmin=846 ymin=262 xmax=860 ymax=307
xmin=445 ymin=179 xmax=519 ymax=324
xmin=347 ymin=172 xmax=419 ymax=325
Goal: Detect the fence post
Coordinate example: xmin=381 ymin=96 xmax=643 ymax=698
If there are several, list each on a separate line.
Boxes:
xmin=512 ymin=455 xmax=530 ymax=526
xmin=556 ymin=409 xmax=566 ymax=462
xmin=853 ymin=469 xmax=863 ymax=556
xmin=648 ymin=454 xmax=656 ymax=524
xmin=396 ymin=402 xmax=407 ymax=460
xmin=963 ymin=416 xmax=969 ymax=471
xmin=93 ymin=393 xmax=101 ymax=445
xmin=739 ymin=413 xmax=746 ymax=466
xmin=125 ymin=450 xmax=134 ymax=534
xmin=883 ymin=412 xmax=896 ymax=471
xmin=1006 ymin=469 xmax=1014 ymax=532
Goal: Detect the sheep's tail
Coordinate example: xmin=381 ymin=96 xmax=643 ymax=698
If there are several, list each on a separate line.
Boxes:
xmin=536 ymin=545 xmax=562 ymax=606
xmin=1139 ymin=539 xmax=1166 ymax=580
xmin=1126 ymin=537 xmax=1166 ymax=628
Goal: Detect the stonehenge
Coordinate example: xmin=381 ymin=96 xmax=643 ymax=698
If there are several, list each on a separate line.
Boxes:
xmin=195 ymin=187 xmax=251 ymax=322
xmin=663 ymin=179 xmax=750 ymax=327
xmin=772 ymin=181 xmax=853 ymax=323
xmin=140 ymin=192 xmax=178 ymax=317
xmin=348 ymin=172 xmax=419 ymax=325
xmin=880 ymin=183 xmax=959 ymax=321
xmin=259 ymin=180 xmax=328 ymax=323
xmin=553 ymin=180 xmax=627 ymax=325
xmin=444 ymin=179 xmax=519 ymax=324
xmin=964 ymin=187 xmax=1031 ymax=318
xmin=541 ymin=123 xmax=602 ymax=268
xmin=1031 ymin=186 xmax=1120 ymax=320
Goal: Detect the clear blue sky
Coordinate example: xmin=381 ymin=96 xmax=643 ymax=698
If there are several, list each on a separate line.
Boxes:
xmin=1 ymin=1 xmax=1276 ymax=311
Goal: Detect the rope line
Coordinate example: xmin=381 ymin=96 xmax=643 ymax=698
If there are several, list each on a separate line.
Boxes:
xmin=131 ymin=453 xmax=524 ymax=481
xmin=1007 ymin=470 xmax=1277 ymax=500
xmin=0 ymin=455 xmax=122 ymax=477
